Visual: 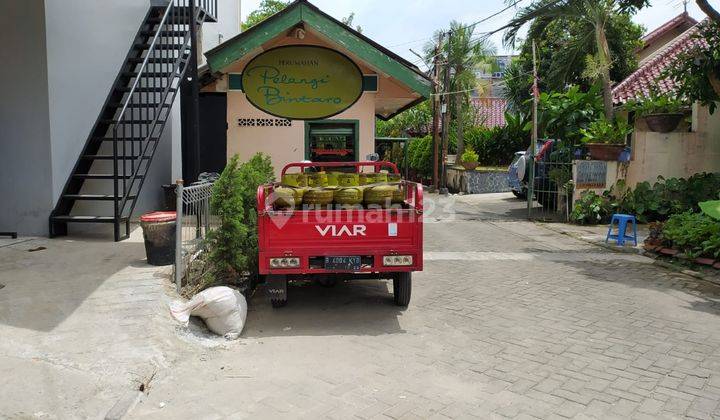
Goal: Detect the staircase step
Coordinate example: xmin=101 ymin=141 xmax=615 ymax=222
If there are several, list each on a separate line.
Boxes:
xmin=51 ymin=215 xmax=129 ymax=223
xmin=63 ymin=194 xmax=137 ymax=201
xmin=133 ymin=43 xmax=183 ymax=50
xmin=109 ymin=101 xmax=171 ymax=108
xmin=117 ymin=87 xmax=176 ymax=93
xmin=101 ymin=119 xmax=157 ymax=124
xmin=92 ymin=136 xmax=160 ymax=143
xmin=72 ymin=174 xmax=145 ymax=180
xmin=82 ymin=154 xmax=151 ymax=160
xmin=128 ymin=54 xmax=188 ymax=64
xmin=120 ymin=71 xmax=177 ymax=78
xmin=141 ymin=30 xmax=187 ymax=37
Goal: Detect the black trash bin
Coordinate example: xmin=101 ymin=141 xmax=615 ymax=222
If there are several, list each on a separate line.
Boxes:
xmin=140 ymin=211 xmax=176 ymax=266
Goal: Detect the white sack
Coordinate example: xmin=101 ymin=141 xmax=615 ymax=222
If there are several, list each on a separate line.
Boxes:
xmin=170 ymin=286 xmax=247 ymax=340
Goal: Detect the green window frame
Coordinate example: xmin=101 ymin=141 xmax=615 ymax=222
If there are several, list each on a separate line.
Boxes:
xmin=304 ymin=119 xmax=360 ymax=161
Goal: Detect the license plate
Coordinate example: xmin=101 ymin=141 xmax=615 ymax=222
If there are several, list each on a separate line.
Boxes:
xmin=325 ymin=256 xmax=361 ymax=271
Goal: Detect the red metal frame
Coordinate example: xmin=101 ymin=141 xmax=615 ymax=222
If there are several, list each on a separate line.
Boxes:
xmin=311 ymin=148 xmax=352 ymax=157
xmin=258 ymin=161 xmax=422 ymax=276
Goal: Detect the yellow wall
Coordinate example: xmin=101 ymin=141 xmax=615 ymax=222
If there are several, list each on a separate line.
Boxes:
xmin=225 ymin=90 xmax=377 ymax=179
xmin=203 ymin=29 xmax=423 ymax=178
xmin=638 ymin=28 xmax=689 ymax=64
xmin=626 ymin=105 xmax=720 ymax=186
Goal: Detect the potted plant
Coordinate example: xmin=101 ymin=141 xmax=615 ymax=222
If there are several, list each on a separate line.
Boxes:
xmin=459 ymin=148 xmax=479 ymax=171
xmin=625 ymin=92 xmax=687 ymax=133
xmin=580 ymin=118 xmax=633 ymax=161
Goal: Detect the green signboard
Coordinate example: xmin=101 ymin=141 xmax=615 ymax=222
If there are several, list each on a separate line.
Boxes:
xmin=241 ymin=46 xmax=363 ymax=120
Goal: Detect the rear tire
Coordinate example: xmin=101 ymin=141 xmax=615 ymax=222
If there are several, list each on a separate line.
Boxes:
xmin=271 ymin=298 xmax=287 ymax=308
xmin=512 ymin=190 xmax=527 ymax=200
xmin=393 ymin=272 xmax=412 ymax=307
xmin=318 ymin=277 xmax=337 ymax=288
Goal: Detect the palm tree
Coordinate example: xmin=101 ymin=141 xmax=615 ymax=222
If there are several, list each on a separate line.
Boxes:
xmin=444 ymin=21 xmax=495 ymax=161
xmin=502 ymin=0 xmax=647 ymax=120
xmin=697 ymin=0 xmax=720 ymax=24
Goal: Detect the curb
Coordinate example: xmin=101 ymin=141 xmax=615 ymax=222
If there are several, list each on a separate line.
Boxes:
xmin=538 ymin=223 xmax=720 ymax=286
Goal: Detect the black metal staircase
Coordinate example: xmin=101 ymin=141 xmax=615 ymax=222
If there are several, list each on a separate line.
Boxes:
xmin=49 ymin=0 xmax=217 ymax=241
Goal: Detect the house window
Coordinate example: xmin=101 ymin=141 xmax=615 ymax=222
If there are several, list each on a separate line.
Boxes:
xmin=305 ymin=121 xmax=359 ymax=164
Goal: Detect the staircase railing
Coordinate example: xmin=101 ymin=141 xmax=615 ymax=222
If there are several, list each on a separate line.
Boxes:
xmin=196 ymin=0 xmax=217 ymax=21
xmin=112 ymin=0 xmax=205 ymax=223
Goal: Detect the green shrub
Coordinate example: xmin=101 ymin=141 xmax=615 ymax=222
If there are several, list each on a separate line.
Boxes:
xmin=207 ymin=153 xmax=275 ymax=283
xmin=407 ymin=135 xmax=433 ymax=178
xmin=461 ymin=147 xmax=479 ymax=163
xmin=570 ymin=190 xmax=613 ymax=225
xmin=465 ymin=112 xmax=529 ymax=166
xmin=610 ymin=173 xmax=720 ymax=223
xmin=536 ymin=85 xmax=604 ymax=145
xmin=662 ymin=211 xmax=720 ymax=258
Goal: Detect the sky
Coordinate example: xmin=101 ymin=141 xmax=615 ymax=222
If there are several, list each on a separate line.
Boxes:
xmin=239 ymin=0 xmax=712 ymax=67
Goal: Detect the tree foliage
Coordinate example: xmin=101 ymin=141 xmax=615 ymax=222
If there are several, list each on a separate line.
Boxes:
xmin=207 ymin=154 xmax=275 ymax=281
xmin=241 ymin=0 xmax=288 ymax=31
xmin=665 ymin=20 xmax=720 ymax=114
xmin=375 ymin=100 xmax=432 ymax=138
xmin=536 ymin=85 xmax=604 ymax=144
xmin=465 ymin=112 xmax=531 ymax=166
xmin=502 ymin=0 xmax=645 ymax=117
xmin=440 ymin=22 xmax=495 ymax=160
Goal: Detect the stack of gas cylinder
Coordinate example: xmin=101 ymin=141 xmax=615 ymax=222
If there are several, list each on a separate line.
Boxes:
xmin=272 ymin=171 xmax=405 ymax=209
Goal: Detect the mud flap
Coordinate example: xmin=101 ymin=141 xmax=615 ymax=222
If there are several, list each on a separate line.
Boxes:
xmin=266 ymin=275 xmax=288 ymax=304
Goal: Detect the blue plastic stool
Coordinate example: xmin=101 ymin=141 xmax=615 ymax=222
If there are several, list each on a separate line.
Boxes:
xmin=606 ymin=214 xmax=638 ymax=246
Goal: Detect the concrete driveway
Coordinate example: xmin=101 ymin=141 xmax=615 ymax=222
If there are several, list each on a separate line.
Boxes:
xmin=126 ymin=192 xmax=720 ymax=419
xmin=1 ymin=193 xmax=719 ymax=419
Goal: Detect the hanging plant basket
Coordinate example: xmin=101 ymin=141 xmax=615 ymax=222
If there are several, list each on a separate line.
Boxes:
xmin=585 ymin=143 xmax=624 ymax=161
xmin=644 ymin=113 xmax=684 ymax=133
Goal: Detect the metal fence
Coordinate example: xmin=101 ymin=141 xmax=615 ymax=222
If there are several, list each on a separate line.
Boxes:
xmin=174 ymin=180 xmax=217 ymax=291
xmin=528 ymin=158 xmax=574 ymax=222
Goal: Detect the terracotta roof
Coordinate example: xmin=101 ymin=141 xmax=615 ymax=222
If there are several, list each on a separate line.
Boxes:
xmin=612 ymin=21 xmax=705 ymax=104
xmin=471 ymin=97 xmax=507 ymax=128
xmin=639 ymin=12 xmax=697 ymax=52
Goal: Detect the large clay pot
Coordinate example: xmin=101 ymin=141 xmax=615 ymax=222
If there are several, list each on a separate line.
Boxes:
xmin=644 ymin=113 xmax=683 ymax=133
xmin=585 ymin=143 xmax=625 ymax=161
xmin=461 ymin=162 xmax=479 ymax=171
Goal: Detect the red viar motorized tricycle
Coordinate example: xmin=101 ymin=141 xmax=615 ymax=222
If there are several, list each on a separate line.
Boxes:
xmin=256 ymin=161 xmax=423 ymax=307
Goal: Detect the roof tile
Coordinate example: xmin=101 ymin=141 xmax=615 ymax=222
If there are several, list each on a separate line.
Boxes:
xmin=612 ymin=21 xmax=706 ymax=104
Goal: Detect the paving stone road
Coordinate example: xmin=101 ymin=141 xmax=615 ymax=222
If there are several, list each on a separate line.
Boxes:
xmin=127 ymin=193 xmax=720 ymax=420
xmin=1 ymin=193 xmax=719 ymax=419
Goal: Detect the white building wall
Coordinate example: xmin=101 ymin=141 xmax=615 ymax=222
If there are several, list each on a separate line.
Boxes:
xmin=1 ymin=0 xmax=240 ymax=236
xmin=44 ymin=0 xmax=152 ymax=203
xmin=0 ymin=0 xmax=54 ymax=236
